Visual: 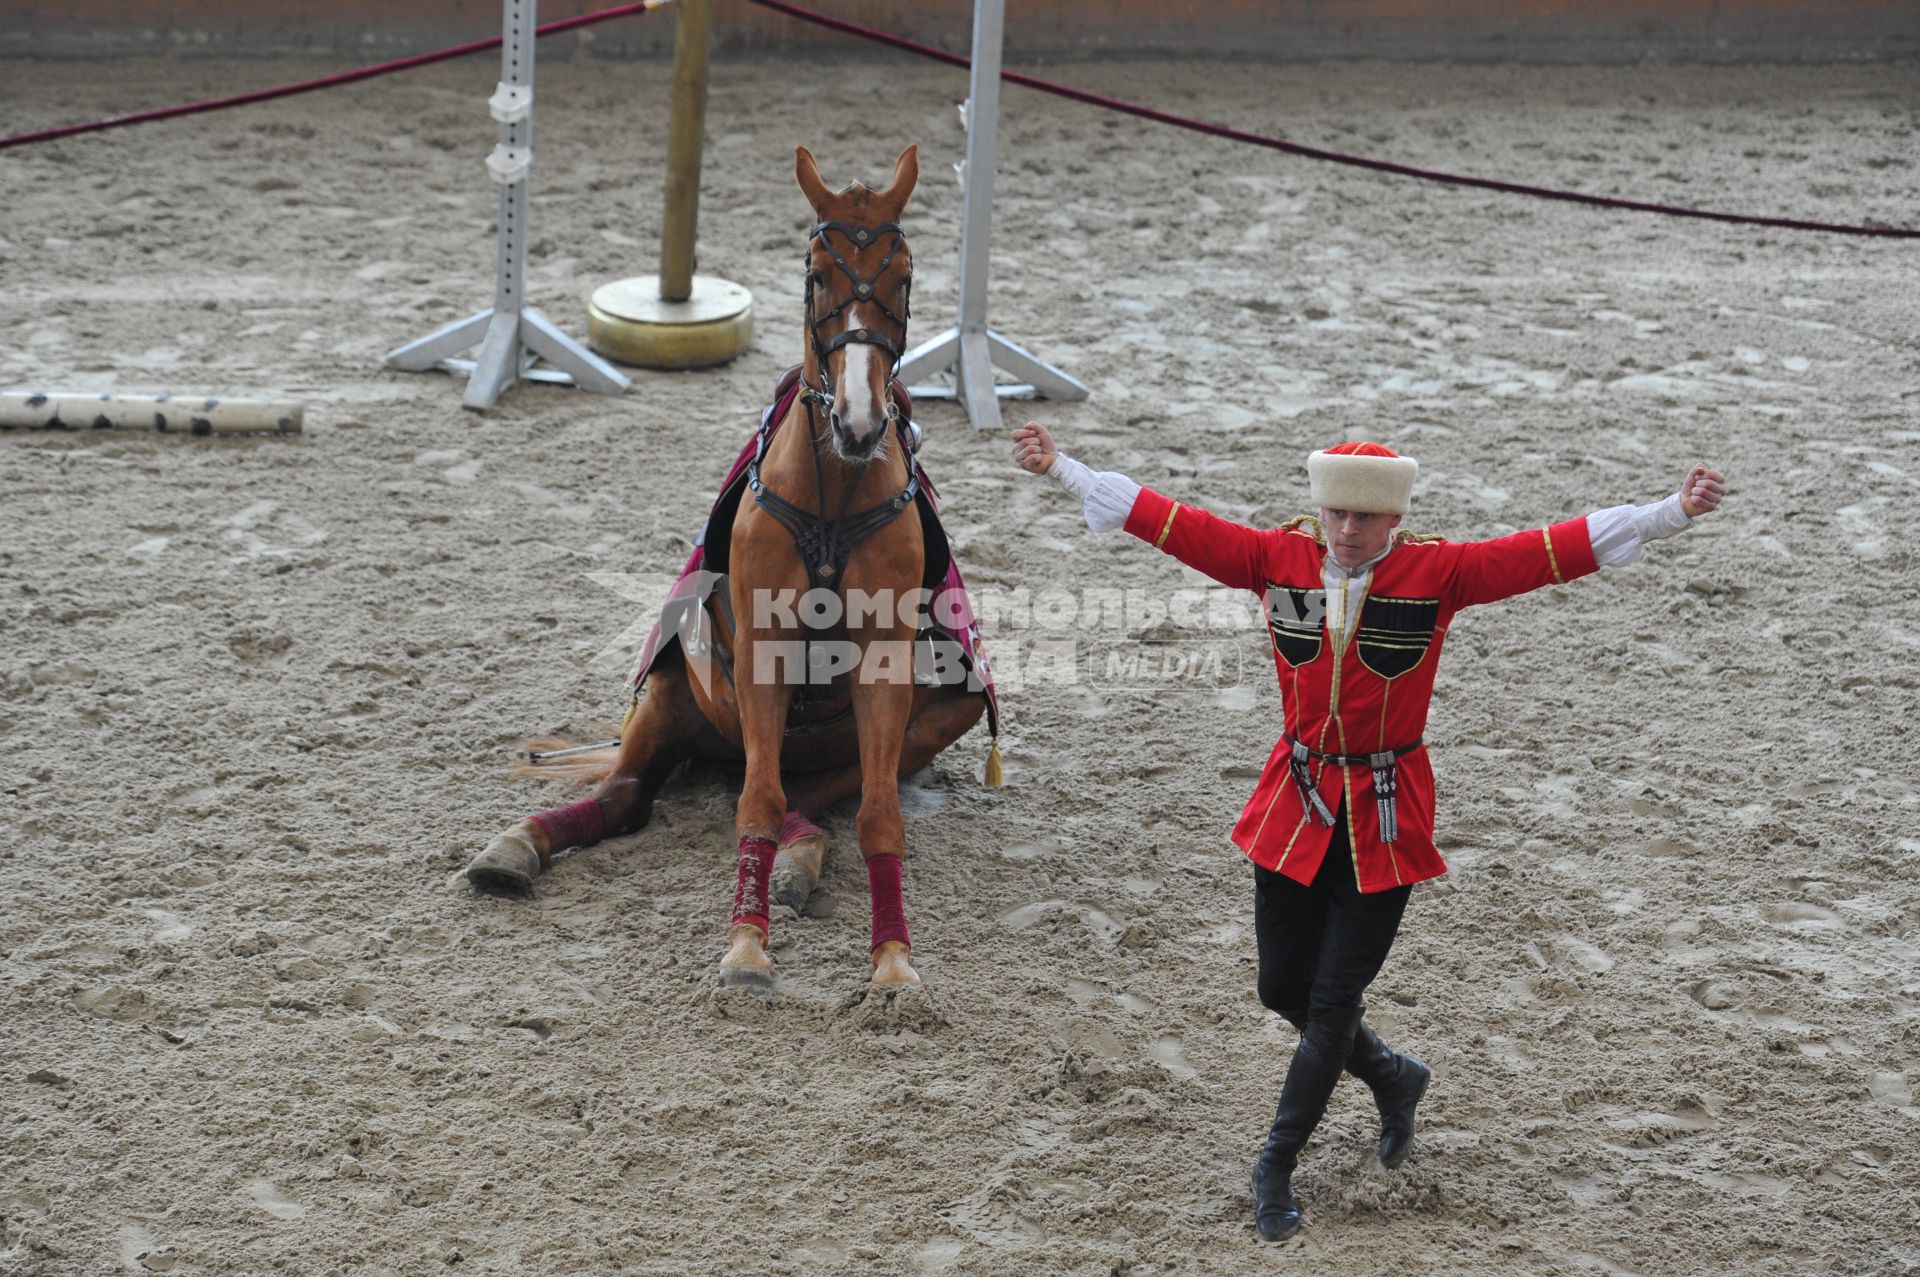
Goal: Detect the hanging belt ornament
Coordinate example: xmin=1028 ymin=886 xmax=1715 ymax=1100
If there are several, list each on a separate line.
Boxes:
xmin=1284 ymin=733 xmax=1423 ymax=844
xmin=1288 ymin=737 xmax=1338 ymax=828
xmin=1368 ymin=751 xmax=1400 ymax=843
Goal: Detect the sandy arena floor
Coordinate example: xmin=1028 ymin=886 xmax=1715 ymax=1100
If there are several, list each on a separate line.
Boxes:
xmin=2 ymin=51 xmax=1917 ymax=1277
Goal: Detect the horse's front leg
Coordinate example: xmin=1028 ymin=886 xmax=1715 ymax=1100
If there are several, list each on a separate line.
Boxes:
xmin=721 ymin=604 xmax=798 ymax=993
xmin=848 ymin=636 xmax=922 ymax=987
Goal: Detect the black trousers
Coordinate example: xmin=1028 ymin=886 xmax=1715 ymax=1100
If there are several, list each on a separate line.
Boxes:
xmin=1254 ymin=801 xmax=1412 ymax=1026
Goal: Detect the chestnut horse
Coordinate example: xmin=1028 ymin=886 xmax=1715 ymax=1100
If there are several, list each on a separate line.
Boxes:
xmin=464 ymin=144 xmax=988 ymax=993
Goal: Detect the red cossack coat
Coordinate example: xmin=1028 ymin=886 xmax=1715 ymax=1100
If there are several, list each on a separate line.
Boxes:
xmin=1123 ymin=486 xmax=1600 ymax=894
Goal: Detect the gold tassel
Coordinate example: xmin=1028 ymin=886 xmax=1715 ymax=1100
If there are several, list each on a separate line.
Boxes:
xmin=984 ymin=738 xmax=1004 ymax=789
xmin=620 ymin=692 xmax=639 ymax=735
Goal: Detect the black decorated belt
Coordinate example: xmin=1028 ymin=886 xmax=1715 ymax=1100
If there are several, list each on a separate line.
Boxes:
xmin=1281 ymin=733 xmax=1424 ymax=844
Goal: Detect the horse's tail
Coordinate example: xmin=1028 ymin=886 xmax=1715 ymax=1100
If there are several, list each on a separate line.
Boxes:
xmin=510 ymin=729 xmax=621 ymax=786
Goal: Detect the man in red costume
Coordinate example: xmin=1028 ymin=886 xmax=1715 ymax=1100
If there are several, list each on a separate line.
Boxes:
xmin=1011 ymin=423 xmax=1726 ymax=1241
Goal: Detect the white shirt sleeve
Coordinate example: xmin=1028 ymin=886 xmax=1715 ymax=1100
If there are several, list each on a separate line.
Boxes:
xmin=1044 ymin=453 xmax=1142 ymax=534
xmin=1588 ymin=491 xmax=1697 ymax=569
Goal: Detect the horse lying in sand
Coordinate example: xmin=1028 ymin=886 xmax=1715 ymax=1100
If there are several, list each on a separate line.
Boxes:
xmin=464 ymin=144 xmax=1000 ymax=995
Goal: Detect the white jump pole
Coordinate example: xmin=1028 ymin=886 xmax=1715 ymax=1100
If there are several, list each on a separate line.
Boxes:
xmin=895 ymin=0 xmax=1088 ymax=432
xmin=385 ymin=0 xmax=632 ymax=411
xmin=0 ymin=392 xmax=302 ymax=435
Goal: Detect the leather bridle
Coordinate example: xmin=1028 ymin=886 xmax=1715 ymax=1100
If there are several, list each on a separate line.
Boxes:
xmin=746 ymin=218 xmax=919 ymax=606
xmin=800 ymin=218 xmax=910 ymax=407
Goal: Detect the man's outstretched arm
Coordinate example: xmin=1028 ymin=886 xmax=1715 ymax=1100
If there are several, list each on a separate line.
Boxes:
xmin=1587 ymin=464 xmax=1726 ymax=566
xmin=1450 ymin=463 xmax=1728 ymax=609
xmin=1012 ymin=421 xmax=1273 ymax=593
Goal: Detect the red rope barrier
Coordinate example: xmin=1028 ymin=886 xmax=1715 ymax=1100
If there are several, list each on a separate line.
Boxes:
xmin=4 ymin=0 xmax=1909 ymax=239
xmin=747 ymin=0 xmax=1919 ymax=241
xmin=0 ymin=0 xmax=671 ymax=153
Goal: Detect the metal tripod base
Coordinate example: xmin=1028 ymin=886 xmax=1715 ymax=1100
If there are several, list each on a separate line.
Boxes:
xmin=385 ymin=305 xmax=630 ymax=412
xmin=898 ymin=326 xmax=1088 ymax=432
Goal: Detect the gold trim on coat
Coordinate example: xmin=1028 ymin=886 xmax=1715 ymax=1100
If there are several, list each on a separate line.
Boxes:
xmin=1377 ymin=678 xmax=1392 ymax=753
xmin=1280 ymin=514 xmax=1327 ymax=545
xmin=1154 ymin=503 xmax=1180 ymax=549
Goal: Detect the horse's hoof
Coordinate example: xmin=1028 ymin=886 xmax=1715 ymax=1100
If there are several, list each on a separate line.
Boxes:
xmin=717 ymin=966 xmax=776 ymax=996
xmin=770 ymin=848 xmax=820 ymax=914
xmin=718 ymin=924 xmax=775 ymax=994
xmin=870 ymin=940 xmax=921 ymax=987
xmin=466 ymin=832 xmax=542 ymax=894
xmin=771 ymin=822 xmax=829 ymax=914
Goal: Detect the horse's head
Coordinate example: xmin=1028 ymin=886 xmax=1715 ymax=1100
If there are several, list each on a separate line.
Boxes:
xmin=795 ymin=144 xmax=918 ymax=460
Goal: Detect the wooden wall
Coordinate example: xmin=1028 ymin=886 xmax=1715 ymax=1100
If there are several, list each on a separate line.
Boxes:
xmin=3 ymin=0 xmax=1915 ymax=61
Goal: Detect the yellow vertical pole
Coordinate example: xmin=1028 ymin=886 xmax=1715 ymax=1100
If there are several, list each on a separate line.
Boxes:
xmin=586 ymin=0 xmax=753 ymax=369
xmin=658 ymin=0 xmax=711 ymax=303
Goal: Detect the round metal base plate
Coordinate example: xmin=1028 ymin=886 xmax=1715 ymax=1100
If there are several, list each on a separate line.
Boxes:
xmin=588 ymin=274 xmax=754 ymax=369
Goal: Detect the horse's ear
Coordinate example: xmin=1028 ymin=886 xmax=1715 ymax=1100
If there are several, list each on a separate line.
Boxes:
xmin=876 ymin=144 xmax=919 ymax=216
xmin=795 ymin=145 xmax=833 ymax=214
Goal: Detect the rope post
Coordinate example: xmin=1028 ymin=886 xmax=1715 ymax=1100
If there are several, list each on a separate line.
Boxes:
xmin=385 ymin=0 xmax=631 ymax=410
xmin=589 ymin=0 xmax=754 ymax=368
xmin=895 ymin=0 xmax=1087 ymax=431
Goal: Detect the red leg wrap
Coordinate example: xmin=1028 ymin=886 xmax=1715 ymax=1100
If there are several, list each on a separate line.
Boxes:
xmin=866 ymin=854 xmax=910 ymax=952
xmin=732 ymin=835 xmax=777 ymax=935
xmin=528 ymin=797 xmax=605 ymax=855
xmin=780 ymin=810 xmax=821 ymax=847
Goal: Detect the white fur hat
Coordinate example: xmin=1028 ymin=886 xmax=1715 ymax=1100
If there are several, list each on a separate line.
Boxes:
xmin=1307 ymin=441 xmax=1418 ymax=514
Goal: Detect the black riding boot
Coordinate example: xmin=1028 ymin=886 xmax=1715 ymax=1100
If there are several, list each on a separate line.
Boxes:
xmin=1344 ymin=1019 xmax=1431 ymax=1170
xmin=1252 ymin=1005 xmax=1363 ymax=1241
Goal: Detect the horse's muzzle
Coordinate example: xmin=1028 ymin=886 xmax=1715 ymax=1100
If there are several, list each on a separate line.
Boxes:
xmin=829 ymin=410 xmax=889 ymax=461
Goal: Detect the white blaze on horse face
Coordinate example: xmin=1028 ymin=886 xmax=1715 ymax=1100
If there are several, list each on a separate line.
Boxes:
xmin=831 ymin=302 xmax=888 ymax=455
